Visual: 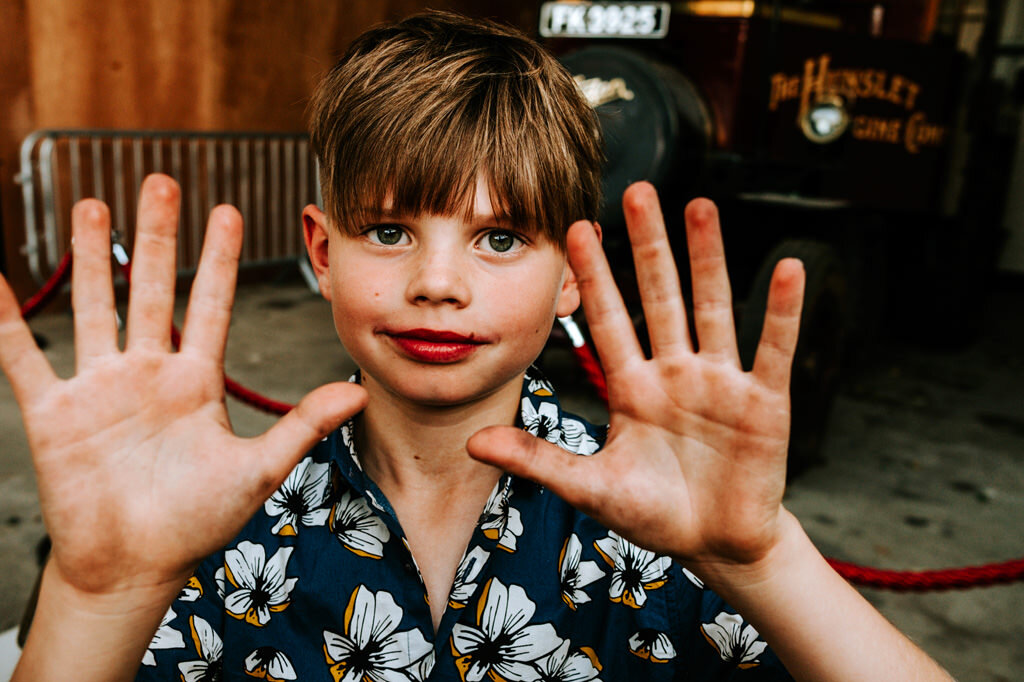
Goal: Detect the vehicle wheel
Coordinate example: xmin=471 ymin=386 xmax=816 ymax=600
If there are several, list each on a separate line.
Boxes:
xmin=738 ymin=240 xmax=848 ymax=478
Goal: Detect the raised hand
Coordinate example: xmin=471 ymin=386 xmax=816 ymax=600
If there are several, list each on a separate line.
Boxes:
xmin=0 ymin=175 xmax=367 ymax=599
xmin=468 ymin=181 xmax=805 ymax=576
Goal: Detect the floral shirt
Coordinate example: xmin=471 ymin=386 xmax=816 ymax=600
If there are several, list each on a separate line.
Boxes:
xmin=136 ymin=368 xmax=793 ymax=682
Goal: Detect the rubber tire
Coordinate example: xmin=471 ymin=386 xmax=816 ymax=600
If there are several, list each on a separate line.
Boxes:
xmin=738 ymin=240 xmax=849 ymax=478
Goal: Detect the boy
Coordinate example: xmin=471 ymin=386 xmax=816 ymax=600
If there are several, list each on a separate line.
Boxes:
xmin=0 ymin=11 xmax=952 ymax=682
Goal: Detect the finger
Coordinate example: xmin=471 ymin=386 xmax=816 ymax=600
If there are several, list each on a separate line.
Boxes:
xmin=467 ymin=426 xmax=605 ymax=512
xmin=0 ymin=273 xmax=58 ymax=405
xmin=752 ymin=258 xmax=805 ymax=391
xmin=71 ymin=200 xmax=118 ymax=367
xmin=685 ymin=199 xmax=739 ymax=363
xmin=567 ymin=220 xmax=644 ymax=373
xmin=623 ymin=182 xmax=691 ymax=354
xmin=125 ymin=174 xmax=181 ymax=350
xmin=250 ymin=382 xmax=369 ymax=495
xmin=180 ymin=206 xmax=243 ymax=358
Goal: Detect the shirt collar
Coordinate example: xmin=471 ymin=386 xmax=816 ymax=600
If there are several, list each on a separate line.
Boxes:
xmin=328 ymin=366 xmax=603 ymax=501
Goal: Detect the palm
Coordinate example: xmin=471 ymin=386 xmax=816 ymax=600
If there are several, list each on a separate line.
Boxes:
xmin=0 ymin=175 xmax=366 ymax=596
xmin=470 ymin=183 xmax=804 ymax=570
xmin=596 ymin=349 xmax=791 ymax=562
xmin=27 ymin=349 xmax=236 ymax=591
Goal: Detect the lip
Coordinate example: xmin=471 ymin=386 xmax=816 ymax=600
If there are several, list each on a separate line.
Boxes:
xmin=384 ymin=328 xmax=487 ymax=364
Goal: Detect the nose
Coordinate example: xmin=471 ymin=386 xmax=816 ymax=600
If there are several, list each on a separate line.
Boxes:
xmin=405 ymin=247 xmax=471 ymax=307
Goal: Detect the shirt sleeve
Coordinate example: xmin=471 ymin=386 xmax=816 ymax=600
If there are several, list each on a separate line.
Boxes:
xmin=671 ymin=571 xmax=795 ymax=681
xmin=133 ymin=550 xmax=226 ymax=681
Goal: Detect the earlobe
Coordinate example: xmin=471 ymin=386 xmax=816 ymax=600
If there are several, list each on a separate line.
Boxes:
xmin=302 ymin=205 xmax=332 ymax=301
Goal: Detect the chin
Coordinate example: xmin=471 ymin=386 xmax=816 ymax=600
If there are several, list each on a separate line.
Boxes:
xmin=368 ymin=364 xmax=528 ymax=409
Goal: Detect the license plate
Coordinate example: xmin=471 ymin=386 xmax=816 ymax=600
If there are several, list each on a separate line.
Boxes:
xmin=539 ymin=2 xmax=670 ymax=38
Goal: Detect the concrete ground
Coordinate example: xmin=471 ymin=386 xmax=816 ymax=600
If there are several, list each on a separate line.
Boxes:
xmin=1 ymin=269 xmax=1022 ymax=681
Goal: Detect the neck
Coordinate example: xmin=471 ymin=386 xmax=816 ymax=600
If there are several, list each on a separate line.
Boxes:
xmin=355 ymin=371 xmax=524 ymax=497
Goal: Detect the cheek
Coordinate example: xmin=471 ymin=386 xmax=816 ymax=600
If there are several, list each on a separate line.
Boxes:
xmin=497 ymin=277 xmax=562 ymax=337
xmin=328 ymin=268 xmax=386 ymax=337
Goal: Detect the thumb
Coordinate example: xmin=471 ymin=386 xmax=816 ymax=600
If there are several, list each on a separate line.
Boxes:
xmin=253 ymin=381 xmax=368 ymax=487
xmin=467 ymin=426 xmax=599 ymax=510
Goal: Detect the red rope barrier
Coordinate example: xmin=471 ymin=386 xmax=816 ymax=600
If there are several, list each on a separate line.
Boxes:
xmin=20 ymin=252 xmax=73 ymax=320
xmin=827 ymin=557 xmax=1024 ymax=591
xmin=19 ymin=251 xmax=294 ymax=415
xmin=165 ymin=325 xmax=294 ymax=415
xmin=15 ymin=251 xmax=1024 ymax=590
xmin=570 ymin=342 xmax=608 ymax=403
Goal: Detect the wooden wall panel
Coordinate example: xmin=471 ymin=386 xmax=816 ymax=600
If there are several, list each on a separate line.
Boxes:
xmin=1 ymin=0 xmax=36 ymax=300
xmin=1 ymin=0 xmax=535 ymax=298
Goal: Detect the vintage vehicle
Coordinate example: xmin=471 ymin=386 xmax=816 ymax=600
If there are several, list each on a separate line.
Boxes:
xmin=538 ymin=0 xmax=1007 ymax=473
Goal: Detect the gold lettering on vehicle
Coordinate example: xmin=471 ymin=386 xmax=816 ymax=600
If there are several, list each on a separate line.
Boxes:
xmin=769 ymin=54 xmax=946 ymax=153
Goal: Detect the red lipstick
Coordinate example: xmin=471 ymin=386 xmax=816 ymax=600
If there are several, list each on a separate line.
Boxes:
xmin=385 ymin=328 xmax=485 ymax=363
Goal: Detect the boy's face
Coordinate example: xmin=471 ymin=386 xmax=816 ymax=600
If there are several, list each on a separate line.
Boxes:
xmin=304 ymin=175 xmax=581 ymax=407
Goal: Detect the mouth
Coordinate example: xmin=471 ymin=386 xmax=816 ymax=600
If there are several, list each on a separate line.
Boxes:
xmin=384 ymin=328 xmax=487 ymax=363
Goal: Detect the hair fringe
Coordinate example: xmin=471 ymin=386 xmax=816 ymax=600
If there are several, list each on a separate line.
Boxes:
xmin=308 ymin=11 xmax=603 ymax=246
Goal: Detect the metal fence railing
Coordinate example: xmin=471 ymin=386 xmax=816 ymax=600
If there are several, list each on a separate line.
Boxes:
xmin=17 ymin=129 xmax=319 ymax=285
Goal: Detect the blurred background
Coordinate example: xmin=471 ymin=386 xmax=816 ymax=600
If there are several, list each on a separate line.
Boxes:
xmin=1 ymin=1 xmax=1023 ymax=680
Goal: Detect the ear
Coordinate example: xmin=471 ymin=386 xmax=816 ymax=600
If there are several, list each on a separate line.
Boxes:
xmin=302 ymin=204 xmax=333 ymax=301
xmin=555 ymin=262 xmax=581 ymax=317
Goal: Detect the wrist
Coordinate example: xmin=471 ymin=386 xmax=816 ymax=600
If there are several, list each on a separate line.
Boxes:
xmin=679 ymin=508 xmax=813 ymax=601
xmin=14 ymin=562 xmax=186 ymax=682
xmin=44 ymin=559 xmax=187 ymax=619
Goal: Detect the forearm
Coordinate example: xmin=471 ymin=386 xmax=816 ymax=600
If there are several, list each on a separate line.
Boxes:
xmin=13 ymin=561 xmax=183 ymax=682
xmin=690 ymin=510 xmax=955 ymax=682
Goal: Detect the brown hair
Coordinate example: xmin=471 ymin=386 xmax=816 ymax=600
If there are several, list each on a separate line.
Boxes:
xmin=308 ymin=10 xmax=603 ymax=246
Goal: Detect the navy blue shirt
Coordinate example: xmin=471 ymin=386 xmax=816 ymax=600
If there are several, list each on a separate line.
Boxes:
xmin=136 ymin=369 xmax=793 ymax=681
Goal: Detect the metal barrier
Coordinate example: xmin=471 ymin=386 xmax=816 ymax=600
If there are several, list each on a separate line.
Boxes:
xmin=16 ymin=129 xmax=319 ymax=285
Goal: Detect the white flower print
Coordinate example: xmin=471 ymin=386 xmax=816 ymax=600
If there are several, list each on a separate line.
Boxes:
xmin=264 ymin=458 xmax=331 ymax=536
xmin=214 ymin=566 xmax=227 ymax=600
xmin=177 ymin=575 xmax=203 ymax=602
xmin=701 ymin=611 xmax=768 ymax=669
xmin=340 ymin=421 xmax=363 ymax=471
xmin=559 ymin=416 xmax=600 ymax=455
xmin=527 ymin=376 xmax=554 ymax=396
xmin=329 ymin=488 xmax=391 ymax=559
xmin=450 ymin=577 xmax=563 ymax=682
xmin=322 ymin=585 xmax=433 ymax=682
xmin=223 ymin=541 xmax=298 ymax=627
xmin=627 ymin=629 xmax=677 ymax=663
xmin=408 ymin=650 xmax=437 ymax=682
xmin=177 ymin=615 xmax=223 ymax=682
xmin=593 ymin=531 xmax=672 ymax=609
xmin=558 ymin=534 xmax=605 ymax=610
xmin=340 ymin=420 xmax=355 ymax=449
xmin=142 ymin=606 xmax=185 ymax=666
xmin=521 ymin=398 xmax=599 ymax=455
xmin=245 ymin=646 xmax=297 ymax=681
xmin=536 ymin=640 xmax=603 ymax=682
xmin=521 ymin=398 xmax=562 ymax=444
xmin=683 ymin=568 xmax=704 ymax=589
xmin=480 ymin=481 xmax=523 ymax=553
xmin=449 ymin=545 xmax=490 ymax=609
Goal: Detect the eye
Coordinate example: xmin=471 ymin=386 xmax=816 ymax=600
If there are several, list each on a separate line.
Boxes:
xmin=366 ymin=224 xmax=409 ymax=246
xmin=479 ymin=230 xmax=524 ymax=254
